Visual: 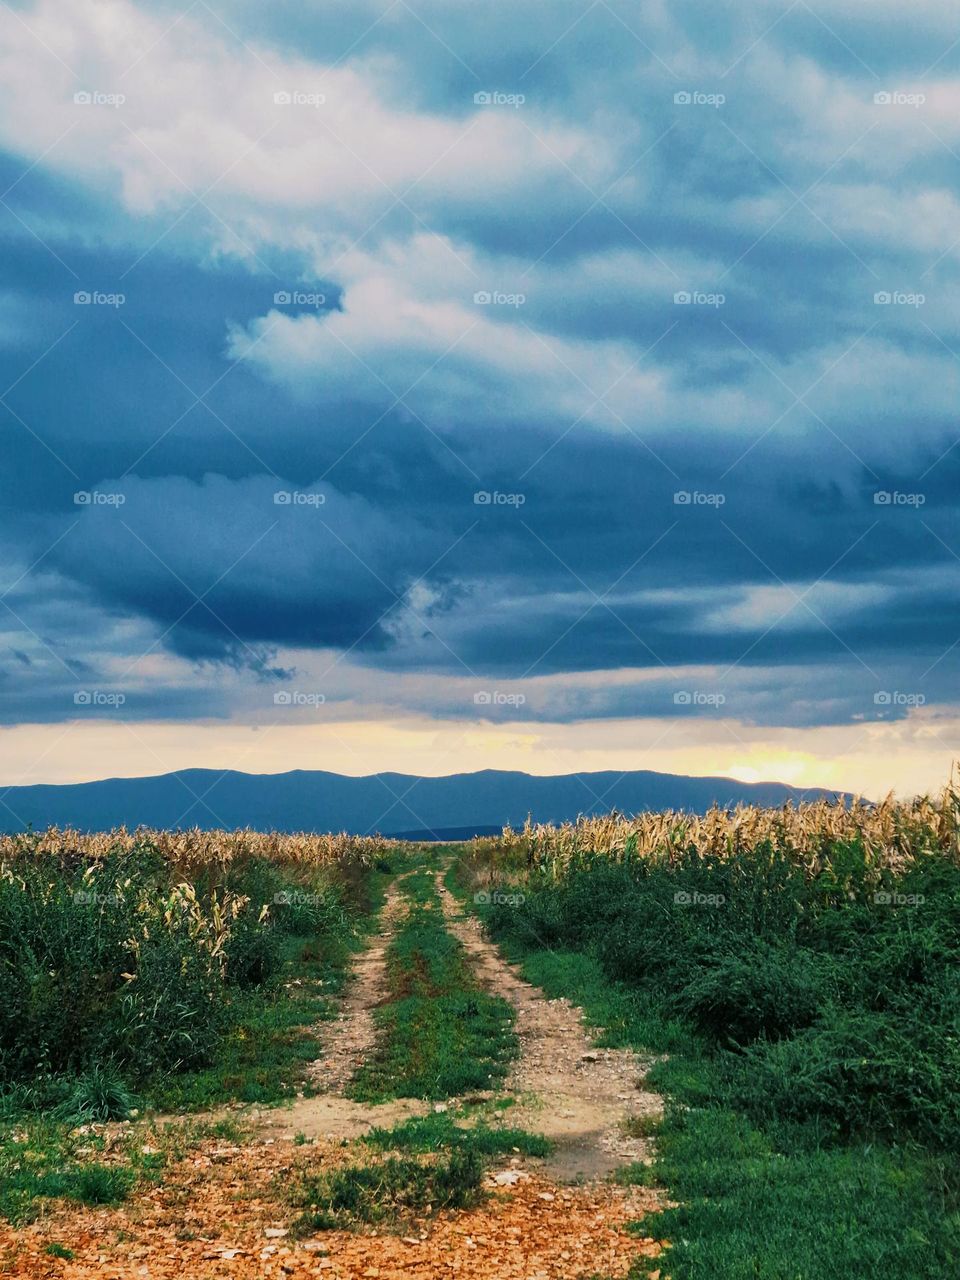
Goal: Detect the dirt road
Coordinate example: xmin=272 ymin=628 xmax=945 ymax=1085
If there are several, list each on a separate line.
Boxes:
xmin=0 ymin=862 xmax=666 ymax=1280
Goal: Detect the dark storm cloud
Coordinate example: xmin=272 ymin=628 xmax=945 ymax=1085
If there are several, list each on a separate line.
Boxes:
xmin=1 ymin=0 xmax=960 ymax=730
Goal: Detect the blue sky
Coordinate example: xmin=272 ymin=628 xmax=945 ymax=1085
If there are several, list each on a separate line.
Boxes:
xmin=1 ymin=0 xmax=959 ymax=796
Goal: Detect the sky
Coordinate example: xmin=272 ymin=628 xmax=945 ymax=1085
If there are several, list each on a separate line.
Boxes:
xmin=1 ymin=0 xmax=959 ymax=801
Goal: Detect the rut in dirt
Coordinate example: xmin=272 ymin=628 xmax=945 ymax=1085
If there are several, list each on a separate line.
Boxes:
xmin=249 ymin=874 xmax=430 ymax=1143
xmin=434 ymin=868 xmax=663 ymax=1181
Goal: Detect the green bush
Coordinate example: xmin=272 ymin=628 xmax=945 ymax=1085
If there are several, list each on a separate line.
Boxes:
xmin=54 ymin=1063 xmax=137 ymax=1123
xmin=0 ymin=852 xmax=223 ymax=1079
xmin=675 ymin=945 xmax=828 ymax=1046
xmin=0 ymin=845 xmax=358 ymax=1092
xmin=480 ymin=842 xmax=960 ymax=1152
xmin=364 ymin=1112 xmax=551 ymax=1157
xmin=736 ymin=1002 xmax=960 ymax=1150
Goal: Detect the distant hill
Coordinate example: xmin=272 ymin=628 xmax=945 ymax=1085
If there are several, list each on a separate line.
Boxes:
xmin=386 ymin=825 xmax=506 ymax=843
xmin=0 ymin=768 xmax=853 ymax=836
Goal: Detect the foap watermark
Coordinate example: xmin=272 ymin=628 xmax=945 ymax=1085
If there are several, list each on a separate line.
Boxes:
xmin=473 ymin=290 xmax=527 ymax=307
xmin=74 ymin=290 xmax=125 ymax=307
xmin=674 ymin=90 xmax=725 ymax=107
xmin=74 ymin=690 xmax=126 ymax=708
xmin=474 ymin=490 xmax=525 ymax=506
xmin=273 ymin=289 xmax=326 ymax=308
xmin=674 ymin=690 xmax=726 ymax=707
xmin=274 ymin=690 xmax=326 ymax=707
xmin=674 ymin=490 xmax=725 ymax=506
xmin=674 ymin=290 xmax=725 ymax=307
xmin=474 ymin=90 xmax=525 ymax=108
xmin=273 ymin=90 xmax=326 ymax=107
xmin=274 ymin=490 xmax=325 ymax=507
xmin=674 ymin=890 xmax=725 ymax=906
xmin=273 ymin=890 xmax=328 ymax=906
xmin=74 ymin=90 xmax=125 ymax=108
xmin=874 ymin=90 xmax=925 ymax=108
xmin=873 ymin=490 xmax=925 ymax=506
xmin=74 ymin=490 xmax=125 ymax=506
xmin=474 ymin=690 xmax=526 ymax=707
xmin=473 ymin=290 xmax=526 ymax=307
xmin=873 ymin=890 xmax=925 ymax=906
xmin=874 ymin=290 xmax=925 ymax=308
xmin=874 ymin=690 xmax=926 ymax=707
xmin=474 ymin=890 xmax=525 ymax=906
xmin=73 ymin=890 xmax=122 ymax=906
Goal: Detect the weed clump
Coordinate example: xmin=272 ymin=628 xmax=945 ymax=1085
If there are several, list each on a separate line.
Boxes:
xmin=291 ymin=1149 xmax=483 ymax=1232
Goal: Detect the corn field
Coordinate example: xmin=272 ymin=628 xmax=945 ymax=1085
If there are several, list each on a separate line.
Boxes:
xmin=0 ymin=826 xmax=400 ymax=870
xmin=473 ymin=778 xmax=960 ymax=877
xmin=0 ymin=826 xmax=395 ymax=1086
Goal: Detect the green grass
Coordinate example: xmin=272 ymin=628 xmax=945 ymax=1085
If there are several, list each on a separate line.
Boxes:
xmin=53 ymin=1063 xmax=139 ymax=1124
xmin=290 ymin=1073 xmax=549 ymax=1234
xmin=636 ymin=1107 xmax=960 ymax=1279
xmin=460 ymin=857 xmax=960 ymax=1280
xmin=288 ymin=1148 xmax=484 ymax=1232
xmin=144 ymin=935 xmax=341 ymax=1110
xmin=503 ymin=945 xmax=960 ymax=1279
xmin=0 ymin=1106 xmax=250 ymax=1226
xmin=350 ymin=872 xmax=517 ymax=1102
xmin=0 ymin=1119 xmax=136 ymax=1223
xmin=363 ymin=1110 xmax=551 ymax=1158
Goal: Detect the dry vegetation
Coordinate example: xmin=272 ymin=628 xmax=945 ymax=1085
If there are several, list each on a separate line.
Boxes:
xmin=473 ymin=782 xmax=960 ymax=876
xmin=0 ymin=826 xmax=399 ymax=868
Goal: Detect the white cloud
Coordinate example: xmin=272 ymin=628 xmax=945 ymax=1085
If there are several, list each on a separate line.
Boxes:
xmin=226 ymin=232 xmax=782 ymax=436
xmin=0 ymin=0 xmax=613 ymax=239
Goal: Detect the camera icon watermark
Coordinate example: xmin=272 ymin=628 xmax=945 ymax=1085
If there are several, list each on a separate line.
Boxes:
xmin=474 ymin=889 xmax=525 ymax=906
xmin=273 ymin=890 xmax=327 ymax=905
xmin=673 ymin=490 xmax=725 ymax=506
xmin=273 ymin=490 xmax=325 ymax=507
xmin=874 ymin=90 xmax=925 ymax=107
xmin=273 ymin=289 xmax=326 ymax=308
xmin=273 ymin=90 xmax=326 ymax=107
xmin=873 ymin=490 xmax=925 ymax=506
xmin=74 ymin=490 xmax=125 ymax=506
xmin=74 ymin=90 xmax=125 ymax=108
xmin=474 ymin=690 xmax=526 ymax=707
xmin=273 ymin=690 xmax=326 ymax=707
xmin=473 ymin=490 xmax=526 ymax=506
xmin=473 ymin=290 xmax=526 ymax=307
xmin=674 ymin=690 xmax=726 ymax=707
xmin=873 ymin=890 xmax=924 ymax=905
xmin=674 ymin=290 xmax=725 ymax=307
xmin=74 ymin=690 xmax=126 ymax=708
xmin=74 ymin=290 xmax=125 ymax=307
xmin=873 ymin=291 xmax=924 ymax=307
xmin=673 ymin=90 xmax=725 ymax=107
xmin=473 ymin=90 xmax=525 ymax=107
xmin=874 ymin=690 xmax=925 ymax=707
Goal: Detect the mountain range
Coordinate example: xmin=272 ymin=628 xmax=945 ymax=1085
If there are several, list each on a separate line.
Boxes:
xmin=0 ymin=768 xmax=852 ymax=837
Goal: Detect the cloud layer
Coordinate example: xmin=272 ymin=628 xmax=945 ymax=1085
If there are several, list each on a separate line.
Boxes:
xmin=1 ymin=0 xmax=960 ymax=788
